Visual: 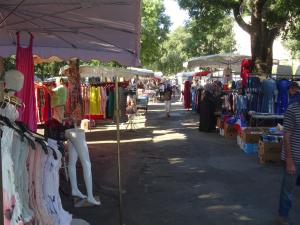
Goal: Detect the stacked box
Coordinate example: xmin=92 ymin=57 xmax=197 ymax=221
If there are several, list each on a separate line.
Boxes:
xmin=224 ymin=123 xmax=237 ymax=139
xmin=237 ymin=134 xmax=259 ymax=154
xmin=258 ymin=140 xmax=282 ymax=163
xmin=241 ymin=127 xmax=269 ymax=144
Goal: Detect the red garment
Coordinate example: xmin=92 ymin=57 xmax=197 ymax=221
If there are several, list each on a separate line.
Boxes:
xmin=15 ymin=32 xmax=37 ymax=131
xmin=183 ymin=80 xmax=191 ymax=109
xmin=35 ymin=84 xmax=51 ymax=123
xmin=240 ymin=59 xmax=254 ymax=88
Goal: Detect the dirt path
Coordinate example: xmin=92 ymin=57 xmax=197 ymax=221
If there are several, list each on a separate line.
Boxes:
xmin=62 ymin=102 xmax=300 ymax=225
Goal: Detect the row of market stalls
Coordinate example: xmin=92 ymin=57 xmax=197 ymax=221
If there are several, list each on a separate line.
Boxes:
xmin=180 ymin=52 xmax=300 ymax=166
xmin=34 ymin=65 xmax=158 ymax=125
xmin=0 ymin=1 xmax=143 ymax=224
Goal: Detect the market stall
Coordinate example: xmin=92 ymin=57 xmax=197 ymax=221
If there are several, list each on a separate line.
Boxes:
xmin=0 ymin=1 xmax=142 ymax=224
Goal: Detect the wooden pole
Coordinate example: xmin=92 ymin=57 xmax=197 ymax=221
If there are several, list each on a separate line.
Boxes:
xmin=0 ymin=56 xmax=4 ymax=225
xmin=115 ymin=77 xmax=124 ymax=225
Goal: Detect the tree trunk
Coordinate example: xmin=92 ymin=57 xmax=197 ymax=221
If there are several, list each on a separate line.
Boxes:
xmin=67 ymin=58 xmax=83 ymax=126
xmin=233 ymin=0 xmax=278 ymax=76
xmin=250 ymin=24 xmax=275 ymax=75
xmin=250 ymin=1 xmax=275 ymax=75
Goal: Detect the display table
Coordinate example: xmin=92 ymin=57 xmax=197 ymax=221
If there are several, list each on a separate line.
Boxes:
xmin=249 ymin=113 xmax=284 ymax=127
xmin=136 ymin=95 xmax=149 ymax=112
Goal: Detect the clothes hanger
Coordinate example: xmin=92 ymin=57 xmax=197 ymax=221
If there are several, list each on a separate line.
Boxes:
xmin=0 ymin=115 xmax=26 ymax=142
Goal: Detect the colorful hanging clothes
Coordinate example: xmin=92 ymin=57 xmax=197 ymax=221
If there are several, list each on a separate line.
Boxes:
xmin=89 ymin=86 xmax=101 ymax=115
xmin=107 ymin=89 xmax=115 ymax=118
xmin=15 ymin=32 xmax=37 ymax=131
xmin=240 ymin=59 xmax=254 ymax=88
xmin=183 ymin=80 xmax=191 ymax=109
xmin=276 ymin=79 xmax=291 ymax=114
xmin=260 ymin=78 xmax=277 ymax=114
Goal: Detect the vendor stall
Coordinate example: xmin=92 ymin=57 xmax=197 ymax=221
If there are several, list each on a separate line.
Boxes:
xmin=0 ymin=1 xmax=142 ymax=224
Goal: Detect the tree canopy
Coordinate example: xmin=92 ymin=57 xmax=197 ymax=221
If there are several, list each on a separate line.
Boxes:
xmin=185 ymin=15 xmax=236 ymax=57
xmin=177 ymin=0 xmax=300 ymax=74
xmin=158 ymin=27 xmax=191 ymax=75
xmin=141 ymin=0 xmax=171 ymax=70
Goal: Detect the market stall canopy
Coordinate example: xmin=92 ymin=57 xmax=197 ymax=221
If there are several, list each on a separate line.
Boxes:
xmin=151 ymin=72 xmax=162 ymax=81
xmin=0 ymin=0 xmax=141 ymax=66
xmin=184 ymin=53 xmax=250 ymax=70
xmin=59 ymin=65 xmax=153 ymax=80
xmin=127 ymin=67 xmax=154 ymax=77
xmin=176 ymin=72 xmax=194 ymax=78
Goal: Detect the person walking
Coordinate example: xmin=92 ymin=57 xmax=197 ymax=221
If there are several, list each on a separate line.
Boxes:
xmin=288 ymin=81 xmax=300 ymax=106
xmin=277 ymin=99 xmax=300 ymax=225
xmin=164 ymin=84 xmax=172 ymax=117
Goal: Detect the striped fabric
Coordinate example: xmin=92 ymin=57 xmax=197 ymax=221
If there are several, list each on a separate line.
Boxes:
xmin=282 ymin=102 xmax=300 ymax=163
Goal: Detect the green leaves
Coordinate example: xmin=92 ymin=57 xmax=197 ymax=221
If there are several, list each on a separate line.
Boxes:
xmin=141 ymin=0 xmax=171 ymax=70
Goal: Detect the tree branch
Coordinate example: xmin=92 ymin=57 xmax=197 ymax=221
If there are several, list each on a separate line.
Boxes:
xmin=233 ymin=0 xmax=251 ymax=34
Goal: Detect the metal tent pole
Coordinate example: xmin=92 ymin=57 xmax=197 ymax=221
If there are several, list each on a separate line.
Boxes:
xmin=0 ymin=57 xmax=4 ymax=225
xmin=115 ymin=76 xmax=124 ymax=225
xmin=0 ymin=128 xmax=3 ymax=225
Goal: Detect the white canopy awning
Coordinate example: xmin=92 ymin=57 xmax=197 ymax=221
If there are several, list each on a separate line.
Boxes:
xmin=0 ymin=0 xmax=141 ymax=66
xmin=175 ymin=72 xmax=194 ymax=78
xmin=59 ymin=65 xmax=154 ymax=79
xmin=127 ymin=67 xmax=154 ymax=77
xmin=184 ymin=53 xmax=250 ymax=70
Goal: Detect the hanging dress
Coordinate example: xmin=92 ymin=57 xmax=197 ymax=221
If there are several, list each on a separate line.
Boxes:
xmin=276 ymin=79 xmax=291 ymax=114
xmin=183 ymin=80 xmax=191 ymax=109
xmin=15 ymin=32 xmax=37 ymax=131
xmin=260 ymin=78 xmax=277 ymax=113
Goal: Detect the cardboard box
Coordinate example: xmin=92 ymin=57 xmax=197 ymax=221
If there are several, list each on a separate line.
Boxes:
xmin=237 ymin=135 xmax=259 ymax=154
xmin=224 ymin=123 xmax=237 ymax=139
xmin=258 ymin=140 xmax=282 ymax=154
xmin=241 ymin=127 xmax=269 ymax=144
xmin=259 ymin=152 xmax=281 ymax=162
xmin=216 ymin=117 xmax=223 ymax=129
xmin=258 ymin=140 xmax=282 ymax=163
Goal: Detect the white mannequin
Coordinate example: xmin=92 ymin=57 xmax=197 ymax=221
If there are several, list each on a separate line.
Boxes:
xmin=65 ymin=128 xmax=100 ymax=205
xmin=4 ymin=70 xmax=24 ymax=93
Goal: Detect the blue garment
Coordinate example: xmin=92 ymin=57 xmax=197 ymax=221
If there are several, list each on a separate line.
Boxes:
xmin=246 ymin=77 xmax=261 ymax=112
xmin=278 ymin=163 xmax=300 ymax=218
xmin=288 ymin=92 xmax=300 ymax=106
xmin=236 ymin=95 xmax=247 ymax=113
xmin=191 ymin=87 xmax=197 ymax=112
xmin=277 ymin=79 xmax=291 ymax=114
xmin=260 ymin=78 xmax=277 ymax=113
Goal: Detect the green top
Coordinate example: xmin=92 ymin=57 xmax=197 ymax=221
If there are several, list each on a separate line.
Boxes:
xmin=51 ymin=85 xmax=67 ymax=108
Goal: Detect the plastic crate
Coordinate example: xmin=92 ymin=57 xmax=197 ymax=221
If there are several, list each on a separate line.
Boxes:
xmin=242 ymin=143 xmax=259 ymax=154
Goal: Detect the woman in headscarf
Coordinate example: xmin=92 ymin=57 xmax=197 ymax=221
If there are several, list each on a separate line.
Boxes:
xmin=199 ymin=83 xmax=218 ymax=132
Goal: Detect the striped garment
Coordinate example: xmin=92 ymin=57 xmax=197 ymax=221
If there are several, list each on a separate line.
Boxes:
xmin=281 ymin=102 xmax=300 ymax=163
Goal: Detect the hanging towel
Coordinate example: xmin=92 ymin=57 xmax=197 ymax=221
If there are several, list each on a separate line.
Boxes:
xmin=15 ymin=32 xmax=37 ymax=131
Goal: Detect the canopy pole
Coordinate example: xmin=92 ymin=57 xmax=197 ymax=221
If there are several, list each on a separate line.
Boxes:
xmin=0 ymin=57 xmax=4 ymax=225
xmin=115 ymin=76 xmax=124 ymax=225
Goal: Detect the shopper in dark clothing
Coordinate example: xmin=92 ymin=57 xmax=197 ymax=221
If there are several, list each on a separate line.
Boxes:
xmin=277 ymin=100 xmax=300 ymax=225
xmin=199 ymin=84 xmax=217 ymax=132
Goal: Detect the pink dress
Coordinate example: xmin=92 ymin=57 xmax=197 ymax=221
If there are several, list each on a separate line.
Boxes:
xmin=15 ymin=32 xmax=37 ymax=131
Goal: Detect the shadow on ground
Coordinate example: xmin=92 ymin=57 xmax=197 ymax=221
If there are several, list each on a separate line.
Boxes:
xmin=61 ymin=102 xmax=300 ymax=225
